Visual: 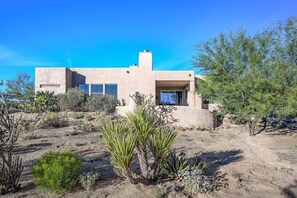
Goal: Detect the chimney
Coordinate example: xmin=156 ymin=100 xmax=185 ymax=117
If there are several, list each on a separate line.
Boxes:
xmin=138 ymin=49 xmax=152 ymax=70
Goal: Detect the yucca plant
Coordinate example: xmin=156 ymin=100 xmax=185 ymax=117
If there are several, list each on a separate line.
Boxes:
xmin=149 ymin=128 xmax=177 ymax=176
xmin=101 ymin=98 xmax=178 ymax=183
xmin=101 ymin=122 xmax=136 ymax=181
xmin=126 ymin=107 xmax=161 ymax=179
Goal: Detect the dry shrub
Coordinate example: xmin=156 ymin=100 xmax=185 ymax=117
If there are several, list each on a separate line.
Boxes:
xmin=36 ymin=112 xmax=68 ymax=129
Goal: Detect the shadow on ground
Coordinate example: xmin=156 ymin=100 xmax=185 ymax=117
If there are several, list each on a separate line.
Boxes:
xmin=199 ymin=149 xmax=244 ymax=174
xmin=282 ymin=180 xmax=297 ymax=198
xmin=13 ymin=142 xmax=52 ymax=155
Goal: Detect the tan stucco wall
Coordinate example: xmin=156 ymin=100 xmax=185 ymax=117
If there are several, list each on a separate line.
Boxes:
xmin=171 ymin=106 xmax=214 ymax=128
xmin=35 ymin=51 xmax=200 ymax=108
xmin=35 ymin=51 xmax=214 ymax=127
xmin=35 ymin=68 xmax=70 ymax=94
xmin=117 ymin=106 xmax=214 ymax=128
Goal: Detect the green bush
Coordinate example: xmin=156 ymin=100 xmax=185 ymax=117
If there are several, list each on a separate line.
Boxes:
xmin=34 ymin=91 xmax=60 ymax=113
xmin=32 ymin=150 xmax=82 ymax=194
xmin=84 ymin=94 xmax=117 ymax=113
xmin=58 ymin=88 xmax=87 ymax=111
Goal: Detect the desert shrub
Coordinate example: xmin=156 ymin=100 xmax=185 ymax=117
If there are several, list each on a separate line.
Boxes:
xmin=67 ymin=127 xmax=81 ymax=136
xmin=36 ymin=112 xmax=68 ymax=129
xmin=181 ymin=168 xmax=212 ymax=194
xmin=85 ymin=94 xmax=117 ymax=113
xmin=81 ymin=122 xmax=97 ymax=133
xmin=32 ymin=150 xmax=82 ymax=194
xmin=163 ymin=152 xmax=228 ymax=194
xmin=0 ymin=98 xmax=23 ymax=194
xmin=181 ymin=168 xmax=228 ymax=194
xmin=34 ymin=91 xmax=60 ymax=113
xmin=19 ymin=118 xmax=38 ymax=140
xmin=58 ymin=88 xmax=87 ymax=111
xmin=70 ymin=112 xmax=84 ymax=119
xmin=73 ymin=121 xmax=97 ymax=133
xmin=85 ymin=114 xmax=95 ymax=121
xmin=18 ymin=103 xmax=36 ymax=113
xmin=79 ymin=168 xmax=101 ymax=192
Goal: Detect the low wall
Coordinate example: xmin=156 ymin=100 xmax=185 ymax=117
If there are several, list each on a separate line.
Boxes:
xmin=116 ymin=105 xmax=214 ymax=128
xmin=171 ymin=106 xmax=214 ymax=128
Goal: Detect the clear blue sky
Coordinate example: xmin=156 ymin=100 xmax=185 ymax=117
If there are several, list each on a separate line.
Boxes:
xmin=0 ymin=0 xmax=296 ymax=87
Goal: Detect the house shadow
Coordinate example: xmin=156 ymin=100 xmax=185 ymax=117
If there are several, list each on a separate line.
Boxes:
xmin=72 ymin=72 xmax=86 ymax=87
xmin=196 ymin=149 xmax=244 ymax=174
xmin=282 ymin=180 xmax=297 ymax=198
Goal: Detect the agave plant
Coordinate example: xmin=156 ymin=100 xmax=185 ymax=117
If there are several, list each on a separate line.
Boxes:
xmin=163 ymin=152 xmax=207 ymax=179
xmin=163 ymin=152 xmax=189 ymax=178
xmin=101 ymin=122 xmax=136 ymax=180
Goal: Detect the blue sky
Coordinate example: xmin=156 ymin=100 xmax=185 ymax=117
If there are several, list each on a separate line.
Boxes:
xmin=0 ymin=0 xmax=296 ymax=87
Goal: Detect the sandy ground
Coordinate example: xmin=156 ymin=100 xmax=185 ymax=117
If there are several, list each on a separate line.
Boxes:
xmin=3 ymin=113 xmax=297 ymax=198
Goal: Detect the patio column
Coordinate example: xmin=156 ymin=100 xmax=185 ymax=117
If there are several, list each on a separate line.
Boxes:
xmin=189 ymin=80 xmax=195 ymax=107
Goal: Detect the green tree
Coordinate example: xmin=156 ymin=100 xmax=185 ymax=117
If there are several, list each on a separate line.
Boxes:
xmin=5 ymin=73 xmax=34 ymax=103
xmin=194 ymin=17 xmax=297 ymax=135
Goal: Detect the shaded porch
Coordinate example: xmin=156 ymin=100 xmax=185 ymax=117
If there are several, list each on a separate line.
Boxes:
xmin=155 ymin=80 xmax=190 ymax=106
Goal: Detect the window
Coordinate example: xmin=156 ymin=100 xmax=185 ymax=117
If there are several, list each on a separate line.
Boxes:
xmin=78 ymin=84 xmax=89 ymax=93
xmin=40 ymin=84 xmax=60 ymax=88
xmin=160 ymin=91 xmax=182 ymax=105
xmin=105 ymin=84 xmax=118 ymax=99
xmin=91 ymin=84 xmax=103 ymax=95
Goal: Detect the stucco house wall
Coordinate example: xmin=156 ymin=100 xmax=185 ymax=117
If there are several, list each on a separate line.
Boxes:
xmin=35 ymin=50 xmax=214 ymax=128
xmin=35 ymin=68 xmax=72 ymax=94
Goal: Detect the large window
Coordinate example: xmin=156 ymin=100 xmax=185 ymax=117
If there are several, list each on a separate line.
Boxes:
xmin=91 ymin=84 xmax=103 ymax=95
xmin=160 ymin=91 xmax=182 ymax=105
xmin=78 ymin=84 xmax=89 ymax=93
xmin=105 ymin=84 xmax=118 ymax=99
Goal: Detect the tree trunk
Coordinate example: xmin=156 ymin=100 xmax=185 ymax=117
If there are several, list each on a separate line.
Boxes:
xmin=248 ymin=120 xmax=256 ymax=136
xmin=136 ymin=145 xmax=149 ymax=179
xmin=124 ymin=170 xmax=139 ymax=184
xmin=256 ymin=117 xmax=267 ymax=135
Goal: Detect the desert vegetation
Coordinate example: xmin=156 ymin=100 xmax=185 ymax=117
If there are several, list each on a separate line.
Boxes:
xmin=195 ymin=16 xmax=297 ymax=136
xmin=0 ymin=17 xmax=296 ymax=198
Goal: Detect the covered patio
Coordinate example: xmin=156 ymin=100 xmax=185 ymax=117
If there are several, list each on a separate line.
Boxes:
xmin=155 ymin=80 xmax=190 ymax=106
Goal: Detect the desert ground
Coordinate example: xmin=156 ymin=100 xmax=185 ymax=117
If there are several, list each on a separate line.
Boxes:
xmin=4 ymin=112 xmax=297 ymax=198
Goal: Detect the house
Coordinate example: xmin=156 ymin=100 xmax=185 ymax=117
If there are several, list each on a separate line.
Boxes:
xmin=35 ymin=50 xmax=214 ymax=128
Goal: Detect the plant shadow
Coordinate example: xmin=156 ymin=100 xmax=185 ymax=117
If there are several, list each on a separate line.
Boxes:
xmin=282 ymin=180 xmax=297 ymax=198
xmin=13 ymin=142 xmax=52 ymax=155
xmin=191 ymin=149 xmax=243 ymax=175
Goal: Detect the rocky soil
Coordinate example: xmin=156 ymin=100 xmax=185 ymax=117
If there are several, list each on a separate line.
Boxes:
xmin=4 ymin=112 xmax=297 ymax=198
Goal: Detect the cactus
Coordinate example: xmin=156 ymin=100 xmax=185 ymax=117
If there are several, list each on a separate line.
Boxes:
xmin=0 ymin=95 xmax=23 ymax=194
